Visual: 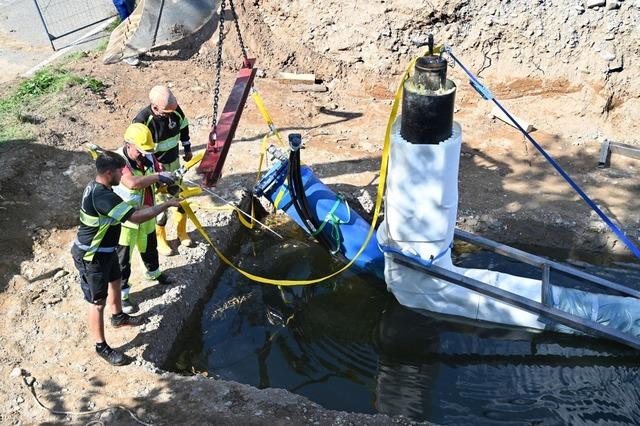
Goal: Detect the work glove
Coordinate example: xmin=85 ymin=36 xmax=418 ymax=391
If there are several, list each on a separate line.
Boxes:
xmin=183 ymin=144 xmax=193 ymax=162
xmin=158 ymin=171 xmax=176 ymax=185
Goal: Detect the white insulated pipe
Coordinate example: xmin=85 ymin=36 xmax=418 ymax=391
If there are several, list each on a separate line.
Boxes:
xmin=378 ymin=117 xmax=640 ymax=336
xmin=378 ymin=118 xmax=548 ymax=330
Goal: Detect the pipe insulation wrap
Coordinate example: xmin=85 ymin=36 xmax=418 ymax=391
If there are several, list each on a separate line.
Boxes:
xmin=378 ymin=118 xmax=547 ymax=329
xmin=379 ymin=117 xmax=640 ymax=335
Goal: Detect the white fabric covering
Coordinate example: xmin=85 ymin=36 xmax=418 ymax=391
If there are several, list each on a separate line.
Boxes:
xmin=378 ymin=118 xmax=546 ymax=330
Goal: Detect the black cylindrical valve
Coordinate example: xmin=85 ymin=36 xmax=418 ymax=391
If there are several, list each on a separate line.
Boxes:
xmin=401 ymin=49 xmax=456 ymax=144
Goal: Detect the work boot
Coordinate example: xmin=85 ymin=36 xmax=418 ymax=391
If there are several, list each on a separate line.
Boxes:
xmin=145 ymin=270 xmax=172 ymax=286
xmin=96 ymin=343 xmax=127 ymax=366
xmin=175 ymin=211 xmax=194 ymax=247
xmin=153 ymin=273 xmax=172 ymax=286
xmin=156 ymin=225 xmax=173 ymax=256
xmin=110 ymin=312 xmax=145 ymax=328
xmin=121 ymin=297 xmax=138 ymax=314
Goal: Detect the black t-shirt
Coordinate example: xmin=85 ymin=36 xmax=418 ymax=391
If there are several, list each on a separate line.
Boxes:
xmin=133 ymin=105 xmax=190 ymax=164
xmin=76 ymin=181 xmax=134 ymax=248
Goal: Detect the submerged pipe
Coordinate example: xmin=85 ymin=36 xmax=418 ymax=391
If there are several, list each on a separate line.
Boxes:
xmin=255 ymin=146 xmax=385 ymax=279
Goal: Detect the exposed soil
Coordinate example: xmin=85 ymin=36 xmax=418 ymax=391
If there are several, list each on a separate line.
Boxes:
xmin=1 ymin=1 xmax=640 ymax=424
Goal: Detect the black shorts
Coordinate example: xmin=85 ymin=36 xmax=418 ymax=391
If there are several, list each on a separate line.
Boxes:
xmin=71 ymin=244 xmax=121 ymax=304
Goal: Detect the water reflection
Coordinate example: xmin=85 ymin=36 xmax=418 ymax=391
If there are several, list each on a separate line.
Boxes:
xmin=375 ymin=304 xmax=640 ymax=424
xmin=173 ymin=222 xmax=640 ymax=424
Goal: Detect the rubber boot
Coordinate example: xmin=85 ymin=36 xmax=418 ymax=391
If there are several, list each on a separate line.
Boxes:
xmin=175 ymin=211 xmax=194 ymax=247
xmin=156 ymin=225 xmax=173 ymax=256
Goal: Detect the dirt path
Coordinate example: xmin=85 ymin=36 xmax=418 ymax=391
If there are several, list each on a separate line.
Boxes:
xmin=1 ymin=8 xmax=640 ymax=421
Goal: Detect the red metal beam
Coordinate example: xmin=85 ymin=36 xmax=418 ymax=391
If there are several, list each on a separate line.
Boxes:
xmin=198 ymin=58 xmax=257 ymax=186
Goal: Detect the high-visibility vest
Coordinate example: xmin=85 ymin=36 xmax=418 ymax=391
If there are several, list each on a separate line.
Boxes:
xmin=147 ymin=110 xmax=188 ymax=153
xmin=77 ymin=182 xmax=132 ymax=261
xmin=113 ymin=147 xmax=158 ymax=229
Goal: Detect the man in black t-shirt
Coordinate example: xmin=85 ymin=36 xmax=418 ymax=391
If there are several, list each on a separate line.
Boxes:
xmin=71 ymin=151 xmax=180 ymax=366
xmin=133 ymin=85 xmax=194 ymax=255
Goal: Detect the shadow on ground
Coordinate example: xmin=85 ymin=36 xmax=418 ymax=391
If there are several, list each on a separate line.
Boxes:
xmin=0 ymin=139 xmax=90 ymax=290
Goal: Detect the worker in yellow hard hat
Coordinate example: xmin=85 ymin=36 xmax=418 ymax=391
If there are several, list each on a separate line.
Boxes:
xmin=113 ymin=123 xmax=177 ymax=313
xmin=132 ymin=85 xmax=193 ymax=256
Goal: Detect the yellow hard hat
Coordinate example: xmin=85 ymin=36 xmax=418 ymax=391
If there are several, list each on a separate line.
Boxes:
xmin=124 ymin=123 xmax=155 ymax=154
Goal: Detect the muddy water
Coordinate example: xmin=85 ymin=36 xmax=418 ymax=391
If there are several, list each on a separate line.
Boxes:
xmin=172 ymin=220 xmax=640 ymax=424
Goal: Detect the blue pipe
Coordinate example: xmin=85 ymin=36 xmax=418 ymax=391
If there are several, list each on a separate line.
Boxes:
xmin=255 ymin=159 xmax=385 ymax=279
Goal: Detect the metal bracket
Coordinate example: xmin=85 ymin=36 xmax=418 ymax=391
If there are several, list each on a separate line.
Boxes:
xmin=598 ymin=139 xmax=640 ymax=168
xmin=391 ymin=236 xmax=640 ymax=351
xmin=454 ymin=228 xmax=640 ymax=299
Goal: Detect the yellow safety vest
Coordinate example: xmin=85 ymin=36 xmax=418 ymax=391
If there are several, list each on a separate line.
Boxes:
xmin=77 ymin=185 xmax=132 ymax=261
xmin=147 ymin=110 xmax=188 ymax=153
xmin=113 ymin=148 xmax=156 ymax=230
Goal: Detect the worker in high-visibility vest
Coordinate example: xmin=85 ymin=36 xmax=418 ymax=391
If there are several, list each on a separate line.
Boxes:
xmin=114 ymin=123 xmax=177 ymax=314
xmin=71 ymin=150 xmax=179 ymax=365
xmin=133 ymin=85 xmax=193 ymax=256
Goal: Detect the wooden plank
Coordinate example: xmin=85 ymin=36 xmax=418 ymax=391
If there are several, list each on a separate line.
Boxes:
xmin=454 ymin=229 xmax=640 ymax=299
xmin=391 ymin=255 xmax=640 ymax=351
xmin=276 ymin=72 xmax=316 ymax=85
xmin=491 ymin=105 xmax=534 ymax=133
xmin=291 ymin=84 xmax=328 ymax=93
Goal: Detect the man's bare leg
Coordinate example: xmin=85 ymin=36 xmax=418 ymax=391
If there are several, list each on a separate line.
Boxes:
xmin=88 ymin=302 xmax=106 ymax=343
xmin=107 ymin=279 xmax=123 ymax=315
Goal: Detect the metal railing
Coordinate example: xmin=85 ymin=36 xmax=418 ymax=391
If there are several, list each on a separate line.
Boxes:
xmin=389 ymin=229 xmax=640 ymax=351
xmin=32 ymin=0 xmax=116 ymax=50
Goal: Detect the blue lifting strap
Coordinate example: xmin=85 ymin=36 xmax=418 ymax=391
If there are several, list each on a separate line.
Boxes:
xmin=379 ymin=242 xmax=453 ymax=268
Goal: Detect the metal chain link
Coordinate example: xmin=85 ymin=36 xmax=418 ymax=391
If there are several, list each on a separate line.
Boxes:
xmin=228 ymin=0 xmax=248 ymax=62
xmin=212 ymin=0 xmax=227 ymax=131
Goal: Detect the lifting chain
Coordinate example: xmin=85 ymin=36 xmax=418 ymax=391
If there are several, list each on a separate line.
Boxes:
xmin=228 ymin=0 xmax=249 ymax=63
xmin=211 ymin=0 xmax=249 ymax=136
xmin=212 ymin=0 xmax=226 ymax=134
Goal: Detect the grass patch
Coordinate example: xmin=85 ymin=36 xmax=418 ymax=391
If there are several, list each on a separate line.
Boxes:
xmin=106 ymin=17 xmax=121 ymax=32
xmin=95 ymin=38 xmax=110 ymax=52
xmin=96 ymin=17 xmax=121 ymax=52
xmin=63 ymin=51 xmax=88 ymax=63
xmin=0 ymin=67 xmax=106 ymax=143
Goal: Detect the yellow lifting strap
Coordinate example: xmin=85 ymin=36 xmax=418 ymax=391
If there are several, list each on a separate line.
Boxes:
xmin=178 ymin=50 xmax=430 ymax=286
xmin=157 ymin=150 xmax=206 ymax=198
xmin=251 ymin=88 xmax=287 ymax=149
xmin=234 ymin=88 xmax=289 ymax=231
xmin=182 ymin=150 xmax=206 ymax=171
xmin=156 ymin=184 xmax=204 ymax=198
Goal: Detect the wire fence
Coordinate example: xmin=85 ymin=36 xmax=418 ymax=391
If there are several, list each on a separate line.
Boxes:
xmin=33 ymin=0 xmax=115 ymax=49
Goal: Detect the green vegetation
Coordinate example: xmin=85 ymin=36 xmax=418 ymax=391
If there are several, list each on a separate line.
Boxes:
xmin=0 ymin=67 xmax=106 ymax=143
xmin=62 ymin=51 xmax=88 ymax=64
xmin=96 ymin=17 xmax=121 ymax=52
xmin=106 ymin=17 xmax=122 ymax=32
xmin=0 ymin=14 xmax=120 ymax=143
xmin=83 ymin=77 xmax=106 ymax=93
xmin=96 ymin=38 xmax=109 ymax=52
